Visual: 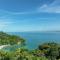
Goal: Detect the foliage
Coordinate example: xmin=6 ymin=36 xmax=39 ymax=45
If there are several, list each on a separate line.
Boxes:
xmin=0 ymin=32 xmax=60 ymax=60
xmin=0 ymin=49 xmax=48 ymax=60
xmin=0 ymin=32 xmax=25 ymax=45
xmin=38 ymin=42 xmax=60 ymax=60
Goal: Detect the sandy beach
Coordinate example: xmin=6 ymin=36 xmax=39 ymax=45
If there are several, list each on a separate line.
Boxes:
xmin=0 ymin=45 xmax=10 ymax=49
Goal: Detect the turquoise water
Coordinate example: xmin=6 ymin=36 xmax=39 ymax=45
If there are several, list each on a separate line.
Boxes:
xmin=8 ymin=32 xmax=60 ymax=50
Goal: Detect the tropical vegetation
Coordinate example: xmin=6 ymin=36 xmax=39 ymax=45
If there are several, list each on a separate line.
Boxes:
xmin=0 ymin=32 xmax=60 ymax=60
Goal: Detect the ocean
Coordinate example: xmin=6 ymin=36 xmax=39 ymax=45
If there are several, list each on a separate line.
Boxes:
xmin=8 ymin=32 xmax=60 ymax=50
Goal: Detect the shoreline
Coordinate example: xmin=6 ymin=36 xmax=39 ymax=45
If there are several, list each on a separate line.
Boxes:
xmin=0 ymin=45 xmax=10 ymax=49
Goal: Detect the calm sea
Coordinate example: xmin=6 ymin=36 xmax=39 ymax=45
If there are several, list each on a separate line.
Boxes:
xmin=8 ymin=32 xmax=60 ymax=50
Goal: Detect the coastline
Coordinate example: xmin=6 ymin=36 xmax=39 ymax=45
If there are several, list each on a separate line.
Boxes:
xmin=0 ymin=45 xmax=10 ymax=49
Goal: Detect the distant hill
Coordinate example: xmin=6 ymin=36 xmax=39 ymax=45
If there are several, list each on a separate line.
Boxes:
xmin=0 ymin=32 xmax=25 ymax=45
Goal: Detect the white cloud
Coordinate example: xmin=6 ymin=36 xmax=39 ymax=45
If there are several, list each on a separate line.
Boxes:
xmin=0 ymin=9 xmax=37 ymax=15
xmin=0 ymin=20 xmax=15 ymax=31
xmin=38 ymin=0 xmax=60 ymax=13
xmin=40 ymin=4 xmax=48 ymax=9
xmin=0 ymin=0 xmax=60 ymax=15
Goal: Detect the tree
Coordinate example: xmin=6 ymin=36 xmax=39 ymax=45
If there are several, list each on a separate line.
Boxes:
xmin=0 ymin=32 xmax=25 ymax=46
xmin=38 ymin=42 xmax=59 ymax=60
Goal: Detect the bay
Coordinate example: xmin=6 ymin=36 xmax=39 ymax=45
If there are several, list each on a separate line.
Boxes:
xmin=8 ymin=32 xmax=60 ymax=50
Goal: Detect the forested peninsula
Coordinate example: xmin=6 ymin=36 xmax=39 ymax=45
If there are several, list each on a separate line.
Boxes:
xmin=0 ymin=32 xmax=60 ymax=60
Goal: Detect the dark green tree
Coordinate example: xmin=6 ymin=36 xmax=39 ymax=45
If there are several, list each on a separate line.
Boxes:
xmin=0 ymin=32 xmax=25 ymax=45
xmin=38 ymin=42 xmax=59 ymax=60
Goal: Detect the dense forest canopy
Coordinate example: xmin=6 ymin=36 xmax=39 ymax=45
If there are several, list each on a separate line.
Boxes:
xmin=0 ymin=32 xmax=25 ymax=45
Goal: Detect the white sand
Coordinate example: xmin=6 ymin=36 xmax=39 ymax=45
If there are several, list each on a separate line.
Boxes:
xmin=0 ymin=45 xmax=9 ymax=49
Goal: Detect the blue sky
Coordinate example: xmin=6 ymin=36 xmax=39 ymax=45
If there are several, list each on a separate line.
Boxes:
xmin=0 ymin=0 xmax=60 ymax=32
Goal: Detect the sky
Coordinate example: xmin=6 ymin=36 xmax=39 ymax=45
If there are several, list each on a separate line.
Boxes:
xmin=0 ymin=0 xmax=60 ymax=32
